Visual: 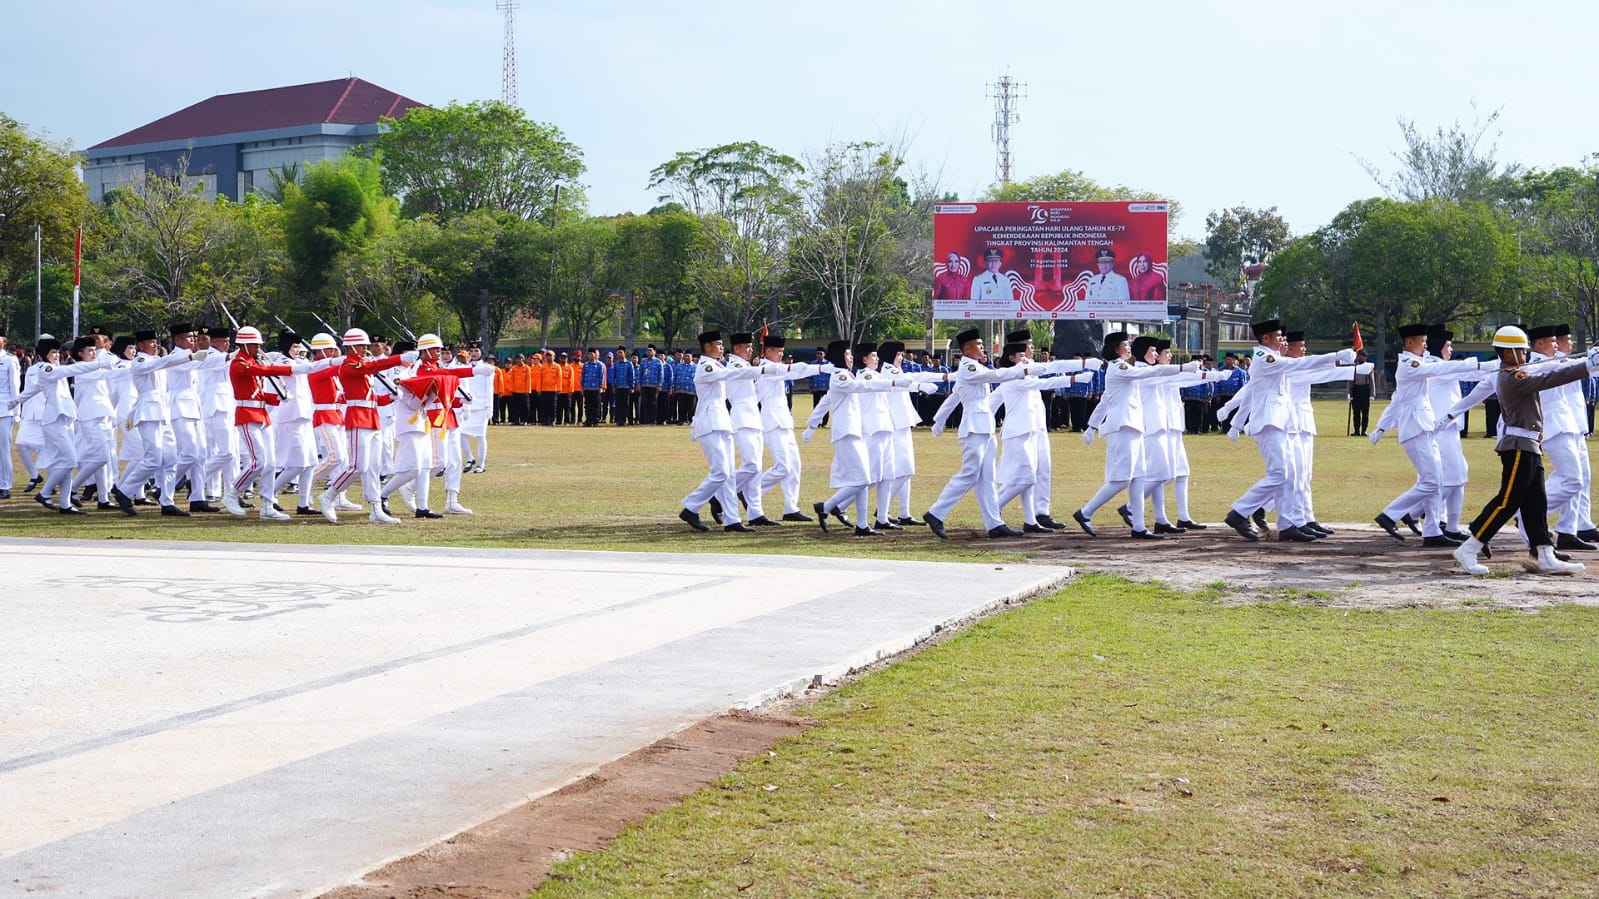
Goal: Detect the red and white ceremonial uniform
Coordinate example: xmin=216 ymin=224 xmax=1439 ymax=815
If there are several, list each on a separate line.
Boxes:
xmin=229 ymin=352 xmax=293 ymax=508
xmin=328 ymin=347 xmax=406 ymax=507
xmin=308 ymin=363 xmax=348 ymax=495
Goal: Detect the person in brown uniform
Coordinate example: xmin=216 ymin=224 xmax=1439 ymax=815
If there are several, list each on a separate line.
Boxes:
xmin=1454 ymin=325 xmax=1599 ymax=575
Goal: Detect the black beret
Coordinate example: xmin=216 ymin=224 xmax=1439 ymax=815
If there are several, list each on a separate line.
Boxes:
xmin=1251 ymin=319 xmax=1283 ymax=339
xmin=1130 ymin=335 xmax=1159 ymax=360
xmin=1004 ymin=328 xmax=1032 ymax=343
xmin=134 ymin=329 xmax=158 ymax=342
xmin=762 ymin=335 xmax=786 ymax=349
xmin=1283 ymin=330 xmax=1306 ymax=343
xmin=1554 ymin=323 xmax=1572 ymax=337
xmin=167 ymin=322 xmax=195 ymax=335
xmin=1398 ymin=323 xmax=1430 ymax=339
xmin=954 ymin=328 xmax=981 ymax=346
xmin=697 ymin=330 xmax=721 ymax=345
xmin=878 ymin=340 xmax=905 ymax=358
xmin=729 ymin=332 xmax=754 ymax=345
xmin=72 ymin=335 xmax=97 ymax=353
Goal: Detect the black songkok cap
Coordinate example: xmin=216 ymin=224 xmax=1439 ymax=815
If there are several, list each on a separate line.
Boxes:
xmin=134 ymin=329 xmax=158 ymax=342
xmin=1283 ymin=330 xmax=1306 ymax=343
xmin=878 ymin=340 xmax=905 ymax=359
xmin=853 ymin=342 xmax=878 ymax=360
xmin=825 ymin=339 xmax=850 ymax=369
xmin=36 ymin=338 xmax=62 ymax=354
xmin=1398 ymin=323 xmax=1430 ymax=339
xmin=167 ymin=322 xmax=195 ymax=336
xmin=998 ymin=341 xmax=1028 ymax=366
xmin=1251 ymin=319 xmax=1283 ymax=339
xmin=391 ymin=340 xmax=416 ymax=354
xmin=1130 ymin=335 xmax=1159 ymax=360
xmin=762 ymin=335 xmax=786 ymax=349
xmin=697 ymin=330 xmax=721 ymax=346
xmin=1554 ymin=323 xmax=1572 ymax=337
xmin=954 ymin=328 xmax=981 ymax=346
xmin=1005 ymin=328 xmax=1032 ymax=344
xmin=729 ymin=332 xmax=754 ymax=346
xmin=72 ymin=335 xmax=97 ymax=353
xmin=206 ymin=326 xmax=234 ymax=339
xmin=111 ymin=335 xmax=134 ymax=356
xmin=1101 ymin=331 xmax=1129 ymax=361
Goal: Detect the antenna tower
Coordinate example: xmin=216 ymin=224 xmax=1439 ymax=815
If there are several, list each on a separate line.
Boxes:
xmin=497 ymin=0 xmax=519 ymax=107
xmin=986 ymin=74 xmax=1026 ymax=185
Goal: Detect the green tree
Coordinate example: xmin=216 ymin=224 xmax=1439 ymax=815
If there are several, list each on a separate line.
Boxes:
xmin=549 ymin=218 xmax=620 ymax=350
xmin=1202 ymin=205 xmax=1291 ymax=287
xmin=1360 ymin=106 xmax=1521 ymax=204
xmin=0 ymin=114 xmax=95 ymax=335
xmin=281 ymin=154 xmax=395 ymax=298
xmin=97 ymin=155 xmax=227 ymax=326
xmin=372 ymin=101 xmax=585 ymax=221
xmin=611 ymin=209 xmax=703 ymax=350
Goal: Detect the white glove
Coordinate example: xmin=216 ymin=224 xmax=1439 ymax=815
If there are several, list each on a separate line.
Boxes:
xmin=190 ymin=348 xmax=212 ymax=362
xmin=1081 ymin=428 xmax=1096 ymax=446
xmin=930 ymin=421 xmax=945 ymax=437
xmin=1368 ymin=428 xmax=1385 ymax=445
xmin=1481 ymin=358 xmax=1501 ymax=372
xmin=1181 ymin=360 xmax=1203 ymax=372
xmin=1216 ymin=406 xmax=1233 ymax=422
xmin=818 ymin=363 xmax=837 ymax=374
xmin=1228 ymin=428 xmax=1242 ymax=443
xmin=401 ymin=351 xmax=420 ymax=364
xmin=1355 ymin=362 xmax=1375 ymax=375
xmin=916 ymin=382 xmax=938 ymax=394
xmin=801 ymin=427 xmax=815 ymax=443
xmin=1082 ymin=357 xmax=1104 ymax=371
xmin=1336 ymin=347 xmax=1357 ymax=365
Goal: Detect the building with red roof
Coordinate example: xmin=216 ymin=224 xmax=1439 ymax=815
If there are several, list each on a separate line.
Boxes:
xmin=81 ymin=77 xmax=424 ymax=202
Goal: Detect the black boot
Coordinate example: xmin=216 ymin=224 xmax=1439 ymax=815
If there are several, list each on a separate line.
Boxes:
xmin=1373 ymin=513 xmax=1406 ymax=542
xmin=923 ymin=511 xmax=947 ymax=539
xmin=679 ymin=508 xmax=709 ymax=532
xmin=1072 ymin=509 xmax=1097 ymax=537
xmin=1225 ymin=509 xmax=1260 ymax=542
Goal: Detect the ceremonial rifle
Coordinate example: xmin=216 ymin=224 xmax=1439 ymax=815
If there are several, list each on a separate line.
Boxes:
xmin=311 ymin=311 xmax=396 ymax=396
xmin=217 ymin=299 xmax=285 ymax=397
xmin=388 ymin=314 xmax=471 ymax=404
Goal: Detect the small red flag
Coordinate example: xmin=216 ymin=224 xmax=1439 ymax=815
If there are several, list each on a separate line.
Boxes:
xmin=1352 ymin=322 xmax=1364 ymax=352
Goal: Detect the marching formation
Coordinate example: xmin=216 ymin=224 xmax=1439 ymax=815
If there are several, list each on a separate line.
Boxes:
xmin=0 ymin=323 xmax=494 ymax=525
xmin=674 ymin=320 xmax=1599 ymax=577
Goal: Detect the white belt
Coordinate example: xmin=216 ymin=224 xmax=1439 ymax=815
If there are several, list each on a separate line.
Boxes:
xmin=346 ymin=398 xmax=377 ymax=408
xmin=237 ymin=400 xmax=266 ymax=409
xmin=1503 ymin=426 xmax=1541 ymax=441
xmin=313 ymin=403 xmax=342 ymax=412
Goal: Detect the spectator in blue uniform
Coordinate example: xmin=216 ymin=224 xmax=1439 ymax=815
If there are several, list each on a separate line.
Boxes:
xmin=580 ymin=349 xmax=607 ymax=427
xmin=609 ymin=349 xmax=637 ymax=425
xmin=638 ymin=345 xmax=666 ymax=424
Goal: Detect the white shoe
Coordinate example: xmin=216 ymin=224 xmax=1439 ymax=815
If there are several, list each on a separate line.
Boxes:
xmin=260 ymin=507 xmax=292 ymax=521
xmin=223 ymin=494 xmax=247 ymax=518
xmin=1536 ymin=545 xmax=1585 ymax=574
xmin=400 ymin=486 xmax=417 ymax=511
xmin=318 ymin=491 xmax=339 ymax=524
xmin=1454 ymin=538 xmax=1490 ymax=576
xmin=335 ymin=492 xmax=363 ymax=512
xmin=369 ymin=509 xmax=400 ymax=525
xmin=471 ymin=466 xmax=485 ymax=474
xmin=445 ymin=499 xmax=473 ymax=515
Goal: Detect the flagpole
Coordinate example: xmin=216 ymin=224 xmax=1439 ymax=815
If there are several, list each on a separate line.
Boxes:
xmin=71 ymin=226 xmax=83 ymax=339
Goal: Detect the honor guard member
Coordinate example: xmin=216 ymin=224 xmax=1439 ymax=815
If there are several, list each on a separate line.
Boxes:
xmin=199 ymin=327 xmax=238 ymax=505
xmin=924 ymin=328 xmax=1075 ymax=539
xmin=108 ymin=336 xmax=145 ymax=501
xmin=221 ymin=328 xmax=333 ymax=521
xmin=67 ymin=336 xmax=122 ymax=510
xmin=324 ymin=329 xmax=410 ymax=524
xmin=305 ymin=333 xmax=360 ymax=521
xmin=678 ymin=329 xmax=772 ymax=532
xmin=1453 ymin=326 xmax=1599 ymax=575
xmin=755 ymin=334 xmax=826 ymax=522
xmin=1085 ymin=247 xmax=1131 ymax=301
xmin=983 ymin=339 xmax=1096 ymax=532
xmin=0 ymin=329 xmax=18 ymax=498
xmin=113 ymin=329 xmax=208 ymax=516
xmin=165 ymin=323 xmax=223 ymax=512
xmin=638 ymin=345 xmax=666 ymax=424
xmin=1147 ymin=340 xmax=1218 ymax=531
xmin=384 ymin=358 xmax=456 ymax=520
xmin=451 ymin=344 xmax=497 ymax=473
xmin=969 ymin=248 xmax=1012 ymax=301
xmin=1371 ymin=323 xmax=1494 ymax=543
xmin=8 ymin=337 xmax=115 ymax=512
xmin=1534 ymin=324 xmax=1597 ymax=548
xmin=878 ymin=340 xmax=952 ymax=526
xmin=269 ymin=333 xmax=321 ymax=517
xmin=724 ymin=332 xmax=800 ymax=526
xmin=411 ymin=336 xmax=472 ymax=515
xmin=581 ymin=349 xmax=607 ymax=426
xmin=1420 ymin=327 xmax=1475 ymax=542
xmin=1217 ymin=320 xmax=1354 ymax=541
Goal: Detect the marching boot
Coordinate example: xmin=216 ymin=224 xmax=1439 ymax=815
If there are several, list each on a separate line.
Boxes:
xmin=444 ymin=491 xmax=474 ymax=515
xmin=1535 ymin=544 xmax=1585 ymax=574
xmin=221 ymin=492 xmax=247 ymax=518
xmin=318 ymin=490 xmax=340 ymax=524
xmin=1454 ymin=537 xmax=1490 ymax=575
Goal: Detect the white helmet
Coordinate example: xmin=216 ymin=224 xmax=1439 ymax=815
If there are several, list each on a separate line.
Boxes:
xmin=1492 ymin=325 xmax=1529 ymax=350
xmin=235 ymin=326 xmax=264 ymax=345
xmin=309 ymin=332 xmax=338 ymax=351
xmin=342 ymin=327 xmax=370 ymax=347
xmin=417 ymin=333 xmax=444 ymax=351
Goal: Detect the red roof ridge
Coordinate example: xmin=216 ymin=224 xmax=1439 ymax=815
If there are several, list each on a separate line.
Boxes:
xmin=325 ymin=77 xmax=359 ymax=123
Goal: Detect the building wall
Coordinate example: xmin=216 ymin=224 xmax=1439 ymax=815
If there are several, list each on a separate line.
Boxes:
xmin=237 ymin=134 xmax=366 ymax=198
xmin=81 ymin=157 xmax=147 ymax=202
xmin=83 ymin=131 xmax=375 ymax=203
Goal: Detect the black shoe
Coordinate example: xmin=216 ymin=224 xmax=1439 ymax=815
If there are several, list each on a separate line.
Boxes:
xmin=272 ymin=502 xmax=286 ymax=513
xmin=1279 ymin=525 xmax=1317 ymax=543
xmin=295 ymin=506 xmax=318 ymax=516
xmin=738 ymin=493 xmax=748 ymax=510
xmin=1399 ymin=513 xmax=1423 ymax=536
xmin=987 ymin=525 xmax=1024 ymax=539
xmin=58 ymin=504 xmax=85 ymax=515
xmin=1373 ymin=513 xmax=1406 ymax=542
xmin=1023 ymin=523 xmax=1051 ymax=534
xmin=1130 ymin=529 xmax=1165 ymax=540
xmin=1117 ymin=504 xmax=1134 ymax=528
xmin=1225 ymin=509 xmax=1260 ymax=542
xmin=1422 ymin=534 xmax=1465 ymax=547
xmin=1440 ymin=528 xmax=1470 ymax=542
xmin=708 ymin=496 xmax=724 ymax=525
xmin=34 ymin=493 xmax=50 ymax=509
xmin=415 ymin=509 xmax=443 ymax=519
xmin=133 ymin=497 xmax=156 ymax=507
xmin=679 ymin=508 xmax=709 ymax=532
xmin=1153 ymin=522 xmax=1183 ymax=535
xmin=1556 ymin=533 xmax=1598 ymax=551
xmin=875 ymin=520 xmax=903 ymax=531
xmin=724 ymin=522 xmax=754 ymax=533
xmin=747 ymin=516 xmax=780 ymax=527
xmin=1035 ymin=514 xmax=1067 ymax=531
xmin=813 ymin=502 xmax=830 ymax=532
xmin=0 ymin=489 xmax=10 ymax=499
xmin=897 ymin=516 xmax=926 ymax=527
xmin=1578 ymin=528 xmax=1599 ymax=544
xmin=190 ymin=501 xmax=220 ymax=514
xmin=1072 ymin=509 xmax=1097 ymax=537
xmin=238 ymin=500 xmax=254 ymax=510
xmin=1176 ymin=519 xmax=1208 ymax=531
xmin=782 ymin=512 xmax=814 ymax=523
xmin=831 ymin=507 xmax=854 ymax=529
xmin=923 ymin=511 xmax=947 ymax=539
xmin=852 ymin=526 xmax=880 ymax=537
xmin=97 ymin=502 xmax=117 ymax=511
xmin=79 ymin=486 xmax=96 ymax=503
xmin=160 ymin=505 xmax=191 ymax=518
xmin=1482 ymin=543 xmax=1493 ymax=559
xmin=1305 ymin=521 xmax=1334 ymax=536
xmin=110 ymin=487 xmax=138 ymax=516
xmin=1252 ymin=508 xmax=1269 ymax=532
xmin=23 ymin=476 xmax=42 ymax=494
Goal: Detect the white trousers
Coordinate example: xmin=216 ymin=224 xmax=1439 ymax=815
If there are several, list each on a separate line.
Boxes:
xmin=313 ymin=424 xmax=347 ymax=489
xmin=1233 ymin=427 xmax=1291 ymax=523
xmin=330 ymin=428 xmax=383 ymax=506
xmin=430 ymin=429 xmax=463 ymax=493
xmin=1383 ymin=432 xmax=1444 ymax=537
xmin=732 ymin=427 xmax=766 ymax=519
xmin=232 ymin=422 xmax=277 ymax=502
xmin=168 ymin=417 xmax=206 ymax=501
xmin=758 ymin=426 xmax=803 ymax=515
xmin=683 ymin=431 xmax=738 ymax=521
xmin=204 ymin=413 xmax=237 ymax=500
xmin=37 ymin=418 xmax=79 ymax=504
xmin=0 ymin=416 xmax=14 ymax=490
xmin=118 ymin=420 xmax=171 ymax=500
xmin=1544 ymin=433 xmax=1590 ymax=533
xmin=997 ymin=431 xmax=1049 ymax=525
xmin=70 ymin=418 xmax=115 ymax=502
xmin=930 ymin=433 xmax=1003 ymax=530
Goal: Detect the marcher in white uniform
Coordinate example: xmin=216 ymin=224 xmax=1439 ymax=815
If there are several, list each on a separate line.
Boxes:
xmin=1144 ymin=340 xmax=1217 ymax=533
xmin=8 ymin=337 xmax=116 ymax=512
xmin=113 ymin=329 xmax=207 ymax=516
xmin=0 ymin=330 xmax=19 ymax=498
xmin=382 ymin=335 xmax=453 ymax=519
xmin=1418 ymin=327 xmax=1474 ymax=541
xmin=164 ymin=323 xmax=222 ymax=513
xmin=67 ymin=336 xmax=121 ymax=509
xmin=924 ymin=327 xmax=1077 ymax=539
xmin=1219 ymin=319 xmax=1356 ymax=542
xmin=267 ymin=334 xmax=322 ymax=514
xmin=877 ymin=340 xmax=951 ymax=528
xmin=804 ymin=340 xmax=935 ymax=536
xmin=753 ymin=334 xmax=828 ymax=523
xmin=454 ymin=345 xmax=496 ymax=473
xmin=1371 ymin=322 xmax=1494 ymax=544
xmin=198 ymin=327 xmax=238 ymax=506
xmin=219 ymin=326 xmax=330 ymax=522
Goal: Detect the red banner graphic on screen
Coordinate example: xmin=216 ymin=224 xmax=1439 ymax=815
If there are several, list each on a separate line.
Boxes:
xmin=932 ymin=201 xmax=1169 ymax=321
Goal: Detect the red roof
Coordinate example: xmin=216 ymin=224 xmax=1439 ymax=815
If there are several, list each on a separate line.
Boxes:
xmin=90 ymin=77 xmax=423 ymax=150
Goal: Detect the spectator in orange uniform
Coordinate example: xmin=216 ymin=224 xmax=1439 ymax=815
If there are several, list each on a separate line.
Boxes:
xmin=492 ymin=358 xmax=511 ymax=424
xmin=537 ymin=350 xmax=564 ymax=425
xmin=508 ymin=354 xmax=533 ymax=425
xmin=564 ymin=353 xmax=583 ymax=425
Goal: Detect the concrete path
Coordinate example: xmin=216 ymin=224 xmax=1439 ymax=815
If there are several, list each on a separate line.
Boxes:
xmin=0 ymin=538 xmax=1072 ymax=898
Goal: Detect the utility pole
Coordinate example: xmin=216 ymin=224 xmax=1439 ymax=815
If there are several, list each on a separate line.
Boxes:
xmin=497 ymin=0 xmax=519 ymax=107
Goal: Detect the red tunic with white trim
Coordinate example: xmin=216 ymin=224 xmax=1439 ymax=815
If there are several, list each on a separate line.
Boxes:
xmin=337 ymin=352 xmax=406 ymax=431
xmin=416 ymin=360 xmax=463 ymax=430
xmin=308 ymin=364 xmax=345 ymax=427
xmin=229 ymin=353 xmax=293 ymax=426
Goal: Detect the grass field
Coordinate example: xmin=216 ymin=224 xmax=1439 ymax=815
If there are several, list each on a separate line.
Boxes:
xmin=534 ymin=575 xmax=1599 ymax=898
xmin=0 ymin=399 xmax=1559 ymax=560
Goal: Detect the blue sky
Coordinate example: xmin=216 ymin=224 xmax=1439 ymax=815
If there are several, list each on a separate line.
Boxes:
xmin=7 ymin=0 xmax=1597 ymax=240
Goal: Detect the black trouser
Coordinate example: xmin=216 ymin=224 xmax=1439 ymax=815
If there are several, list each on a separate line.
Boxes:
xmin=568 ymin=392 xmax=582 ymax=424
xmin=676 ymin=392 xmax=695 ymax=423
xmin=1204 ymin=398 xmax=1221 ymax=433
xmin=1469 ymin=448 xmax=1549 ymax=546
xmin=1484 ymin=397 xmax=1501 ymax=437
xmin=1349 ymin=385 xmax=1372 ymax=435
xmin=640 ymin=386 xmax=659 ymax=423
xmin=493 ymin=395 xmax=507 ymax=424
xmin=539 ymin=391 xmax=557 ymax=424
xmin=583 ymin=389 xmax=602 ymax=425
xmin=1068 ymin=396 xmax=1088 ymax=431
xmin=811 ymin=391 xmax=827 ymax=427
xmin=662 ymin=391 xmax=677 ymax=423
xmin=1184 ymin=400 xmax=1205 ymax=434
xmin=613 ymin=389 xmax=632 ymax=425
